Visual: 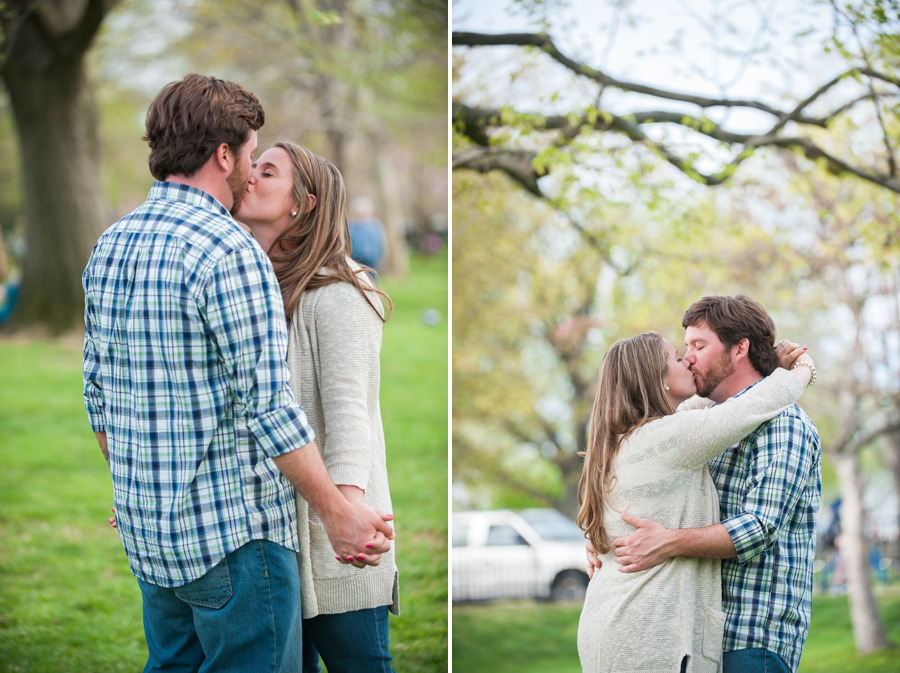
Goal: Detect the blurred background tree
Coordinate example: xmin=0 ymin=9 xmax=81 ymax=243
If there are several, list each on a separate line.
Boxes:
xmin=1 ymin=0 xmax=121 ymax=332
xmin=0 ymin=0 xmax=447 ymax=332
xmin=453 ymin=0 xmax=900 ymax=658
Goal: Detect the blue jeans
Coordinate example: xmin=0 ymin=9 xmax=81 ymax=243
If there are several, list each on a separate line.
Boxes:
xmin=723 ymin=648 xmax=791 ymax=673
xmin=137 ymin=540 xmax=302 ymax=673
xmin=301 ymin=606 xmax=394 ymax=673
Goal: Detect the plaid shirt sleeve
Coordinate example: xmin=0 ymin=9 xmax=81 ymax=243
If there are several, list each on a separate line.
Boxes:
xmin=721 ymin=410 xmax=818 ymax=564
xmin=81 ymin=270 xmax=106 ymax=433
xmin=203 ymin=244 xmax=315 ymax=457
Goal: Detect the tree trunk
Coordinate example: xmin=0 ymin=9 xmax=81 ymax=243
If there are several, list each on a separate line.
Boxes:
xmin=832 ymin=451 xmax=893 ymax=654
xmin=1 ymin=1 xmax=114 ymax=333
xmin=886 ymin=431 xmax=900 ymax=562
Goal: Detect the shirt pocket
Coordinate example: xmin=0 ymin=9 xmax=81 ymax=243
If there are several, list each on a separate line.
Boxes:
xmin=701 ymin=605 xmax=726 ymax=662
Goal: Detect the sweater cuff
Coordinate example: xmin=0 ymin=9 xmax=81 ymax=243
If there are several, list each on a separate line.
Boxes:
xmin=771 ymin=366 xmax=805 ymax=398
xmin=328 ymin=463 xmax=371 ymax=491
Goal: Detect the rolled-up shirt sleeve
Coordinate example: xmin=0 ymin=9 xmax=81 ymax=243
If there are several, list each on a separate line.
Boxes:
xmin=722 ymin=411 xmax=819 ymax=563
xmin=82 ymin=272 xmax=106 ymax=433
xmin=203 ymin=245 xmax=314 ymax=457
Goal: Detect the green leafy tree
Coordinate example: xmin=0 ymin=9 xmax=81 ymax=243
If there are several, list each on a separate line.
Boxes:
xmin=103 ymin=0 xmax=448 ymax=276
xmin=452 ymin=0 xmax=900 ymax=659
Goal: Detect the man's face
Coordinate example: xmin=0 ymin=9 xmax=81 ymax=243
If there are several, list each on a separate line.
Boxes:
xmin=683 ymin=322 xmax=735 ymax=399
xmin=228 ymin=130 xmax=258 ymax=214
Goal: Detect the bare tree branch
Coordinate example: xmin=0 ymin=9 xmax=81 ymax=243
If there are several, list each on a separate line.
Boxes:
xmin=453 ymin=31 xmax=900 ymax=194
xmin=454 ymin=31 xmax=838 ymax=123
xmin=453 ymin=101 xmax=900 ymax=193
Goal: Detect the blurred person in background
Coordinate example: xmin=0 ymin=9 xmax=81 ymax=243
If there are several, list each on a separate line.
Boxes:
xmin=347 ymin=196 xmax=387 ymax=273
xmin=0 ymin=222 xmax=20 ymax=325
xmin=577 ymin=322 xmax=816 ymax=673
xmin=236 ymin=141 xmax=398 ymax=673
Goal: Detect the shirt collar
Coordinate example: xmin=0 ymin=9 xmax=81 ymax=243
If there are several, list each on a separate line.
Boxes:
xmin=148 ymin=181 xmax=233 ymax=219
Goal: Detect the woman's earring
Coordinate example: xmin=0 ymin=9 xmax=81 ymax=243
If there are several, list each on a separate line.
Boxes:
xmin=665 ymin=384 xmax=670 ymax=391
xmin=291 ymin=211 xmax=298 ymax=217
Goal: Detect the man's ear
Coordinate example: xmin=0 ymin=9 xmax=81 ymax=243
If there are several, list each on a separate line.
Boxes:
xmin=732 ymin=338 xmax=751 ymax=363
xmin=214 ymin=143 xmax=232 ymax=173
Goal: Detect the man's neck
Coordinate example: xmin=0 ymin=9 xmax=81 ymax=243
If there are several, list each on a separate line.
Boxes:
xmin=708 ymin=368 xmax=765 ymax=404
xmin=165 ymin=173 xmax=233 ymax=212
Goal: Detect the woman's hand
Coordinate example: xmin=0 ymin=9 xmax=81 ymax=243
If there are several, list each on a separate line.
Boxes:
xmin=108 ymin=506 xmax=117 ymax=529
xmin=775 ymin=339 xmax=807 ymax=370
xmin=777 ymin=339 xmax=816 ymax=387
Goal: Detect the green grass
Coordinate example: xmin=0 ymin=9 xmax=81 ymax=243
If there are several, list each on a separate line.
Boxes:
xmin=453 ymin=601 xmax=583 ymax=673
xmin=452 ymin=588 xmax=900 ymax=673
xmin=798 ymin=588 xmax=900 ymax=672
xmin=0 ymin=252 xmax=448 ymax=673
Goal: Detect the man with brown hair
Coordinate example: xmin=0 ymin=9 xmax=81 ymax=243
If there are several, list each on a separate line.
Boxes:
xmin=82 ymin=74 xmax=393 ymax=671
xmin=604 ymin=295 xmax=821 ymax=673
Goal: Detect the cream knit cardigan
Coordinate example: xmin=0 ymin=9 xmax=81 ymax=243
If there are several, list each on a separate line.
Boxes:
xmin=577 ymin=368 xmax=804 ymax=673
xmin=286 ymin=272 xmax=399 ymax=619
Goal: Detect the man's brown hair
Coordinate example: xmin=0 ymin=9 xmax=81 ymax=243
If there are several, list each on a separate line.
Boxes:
xmin=144 ymin=74 xmax=265 ymax=180
xmin=682 ymin=295 xmax=778 ymax=376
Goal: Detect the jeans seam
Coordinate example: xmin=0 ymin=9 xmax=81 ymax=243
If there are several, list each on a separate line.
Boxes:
xmin=259 ymin=541 xmax=277 ymax=673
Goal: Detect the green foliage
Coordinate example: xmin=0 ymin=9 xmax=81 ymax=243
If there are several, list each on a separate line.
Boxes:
xmin=452 ymin=156 xmax=843 ymax=511
xmin=0 ymin=254 xmax=448 ymax=672
xmin=81 ymin=0 xmax=447 ymax=251
xmin=451 ymin=588 xmax=900 ymax=672
xmin=452 ymin=103 xmax=900 ymax=509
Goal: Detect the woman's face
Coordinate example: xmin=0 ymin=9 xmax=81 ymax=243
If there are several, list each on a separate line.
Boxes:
xmin=662 ymin=338 xmax=696 ymax=406
xmin=234 ymin=146 xmax=298 ymax=238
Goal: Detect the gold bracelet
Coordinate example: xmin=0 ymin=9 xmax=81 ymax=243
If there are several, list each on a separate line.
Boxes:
xmin=791 ymin=361 xmax=817 ymax=388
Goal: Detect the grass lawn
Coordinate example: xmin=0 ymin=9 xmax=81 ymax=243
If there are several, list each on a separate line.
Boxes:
xmin=452 ymin=587 xmax=900 ymax=673
xmin=0 ymin=252 xmax=448 ymax=672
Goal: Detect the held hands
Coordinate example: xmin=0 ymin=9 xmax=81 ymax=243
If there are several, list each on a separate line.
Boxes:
xmin=322 ymin=496 xmax=395 ymax=569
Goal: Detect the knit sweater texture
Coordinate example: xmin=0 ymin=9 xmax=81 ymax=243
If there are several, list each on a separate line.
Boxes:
xmin=286 ymin=273 xmax=399 ymax=619
xmin=577 ymin=368 xmax=804 ymax=673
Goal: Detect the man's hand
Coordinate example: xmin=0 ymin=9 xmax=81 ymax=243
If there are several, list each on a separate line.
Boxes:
xmin=612 ymin=512 xmax=675 ymax=573
xmin=585 ymin=540 xmax=602 ymax=578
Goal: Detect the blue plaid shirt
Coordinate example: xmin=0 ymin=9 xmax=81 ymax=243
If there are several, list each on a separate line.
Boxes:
xmin=82 ymin=182 xmax=314 ymax=588
xmin=708 ymin=380 xmax=821 ymax=671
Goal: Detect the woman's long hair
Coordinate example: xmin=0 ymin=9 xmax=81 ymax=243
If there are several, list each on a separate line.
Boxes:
xmin=576 ymin=332 xmax=676 ymax=556
xmin=266 ymin=141 xmax=392 ymax=321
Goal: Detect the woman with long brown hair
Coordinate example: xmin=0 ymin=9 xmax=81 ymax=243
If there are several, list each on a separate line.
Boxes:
xmin=235 ymin=141 xmax=397 ymax=673
xmin=576 ymin=332 xmax=813 ymax=673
